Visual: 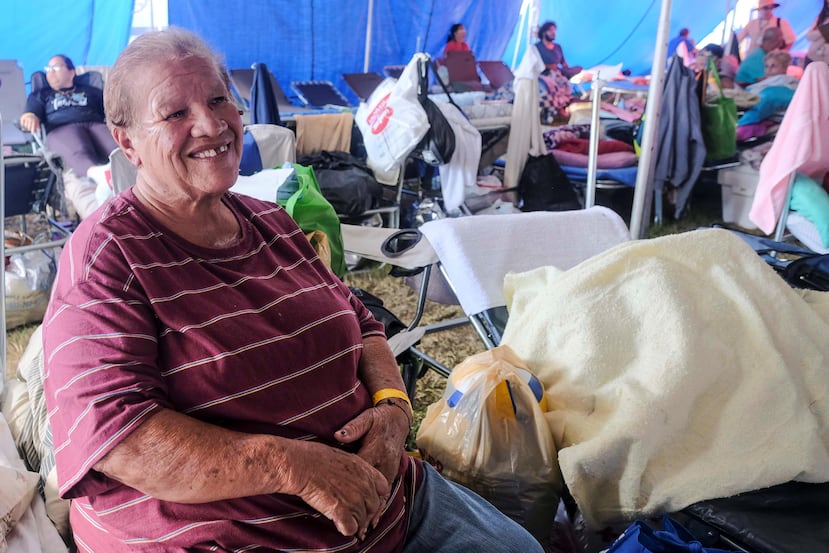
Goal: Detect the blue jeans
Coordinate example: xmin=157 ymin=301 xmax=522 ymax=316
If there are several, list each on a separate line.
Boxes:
xmin=403 ymin=463 xmax=544 ymax=553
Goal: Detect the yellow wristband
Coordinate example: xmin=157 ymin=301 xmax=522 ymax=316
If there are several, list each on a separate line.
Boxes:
xmin=372 ymin=388 xmax=411 ymax=408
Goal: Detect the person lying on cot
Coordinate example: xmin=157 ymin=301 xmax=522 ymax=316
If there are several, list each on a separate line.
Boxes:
xmin=737 ymin=50 xmax=798 ymax=141
xmin=42 ymin=27 xmax=542 ymax=553
xmin=19 ymin=54 xmax=117 ymax=178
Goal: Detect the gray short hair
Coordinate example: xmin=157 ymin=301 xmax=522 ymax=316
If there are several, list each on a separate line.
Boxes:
xmin=104 ymin=27 xmax=230 ymax=130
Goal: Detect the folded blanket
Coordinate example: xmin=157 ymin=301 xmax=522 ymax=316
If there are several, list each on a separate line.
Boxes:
xmin=501 ymin=229 xmax=829 ymax=528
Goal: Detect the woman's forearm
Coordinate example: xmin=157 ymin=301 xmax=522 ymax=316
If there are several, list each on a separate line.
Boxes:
xmin=94 ymin=408 xmax=337 ymax=503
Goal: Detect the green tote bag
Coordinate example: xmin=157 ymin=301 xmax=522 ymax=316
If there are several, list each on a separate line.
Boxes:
xmin=700 ymin=58 xmax=738 ymax=162
xmin=278 ymin=164 xmax=347 ymax=277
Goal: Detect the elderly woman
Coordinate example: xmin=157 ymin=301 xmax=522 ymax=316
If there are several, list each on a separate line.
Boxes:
xmin=42 ymin=28 xmax=541 ymax=552
xmin=19 ymin=54 xmax=117 ymax=177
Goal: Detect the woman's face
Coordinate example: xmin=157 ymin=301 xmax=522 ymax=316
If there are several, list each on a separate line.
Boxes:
xmin=46 ymin=56 xmax=75 ymax=90
xmin=764 ymin=56 xmax=786 ymax=77
xmin=454 ymin=26 xmax=467 ymax=42
xmin=116 ymin=56 xmax=243 ymax=202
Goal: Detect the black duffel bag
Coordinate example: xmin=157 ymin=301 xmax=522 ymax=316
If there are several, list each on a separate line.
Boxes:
xmin=297 ymin=151 xmax=384 ymax=218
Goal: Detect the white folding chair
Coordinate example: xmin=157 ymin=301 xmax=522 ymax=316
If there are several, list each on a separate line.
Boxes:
xmin=418 ymin=206 xmax=631 ymax=348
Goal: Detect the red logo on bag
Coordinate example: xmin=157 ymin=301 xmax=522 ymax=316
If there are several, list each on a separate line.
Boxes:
xmin=367 ymin=93 xmax=393 ymax=134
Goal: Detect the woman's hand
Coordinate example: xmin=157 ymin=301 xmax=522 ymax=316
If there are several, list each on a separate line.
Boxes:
xmin=335 ymin=399 xmax=411 ymax=486
xmin=287 ymin=440 xmax=391 ymax=541
xmin=19 ymin=112 xmax=41 ymax=133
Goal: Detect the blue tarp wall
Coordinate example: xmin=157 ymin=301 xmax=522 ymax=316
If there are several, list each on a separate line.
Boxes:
xmin=169 ymin=0 xmax=524 ymax=105
xmin=0 ymin=1 xmax=823 ymax=101
xmin=505 ymin=0 xmax=821 ymax=77
xmin=0 ymin=1 xmax=134 ymax=86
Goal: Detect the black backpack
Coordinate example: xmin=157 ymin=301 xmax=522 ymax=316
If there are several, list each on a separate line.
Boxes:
xmin=781 ymin=254 xmax=829 ymax=291
xmin=518 ymin=154 xmax=581 ymax=212
xmin=409 ymin=57 xmax=463 ymax=167
xmin=296 ymin=151 xmax=384 ymax=218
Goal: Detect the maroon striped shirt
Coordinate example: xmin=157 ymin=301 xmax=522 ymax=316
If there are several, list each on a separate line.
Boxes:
xmin=43 ymin=189 xmax=421 ymax=552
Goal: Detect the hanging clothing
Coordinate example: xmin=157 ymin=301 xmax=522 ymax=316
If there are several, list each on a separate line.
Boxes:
xmin=652 ymin=56 xmax=706 ymax=219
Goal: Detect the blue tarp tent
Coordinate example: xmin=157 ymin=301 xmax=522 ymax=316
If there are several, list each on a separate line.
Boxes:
xmin=0 ymin=1 xmax=822 ymax=96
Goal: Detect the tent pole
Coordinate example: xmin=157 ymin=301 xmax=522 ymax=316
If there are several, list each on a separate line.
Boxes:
xmin=512 ymin=0 xmax=532 ymax=69
xmin=629 ymin=0 xmax=672 ymax=239
xmin=584 ymin=78 xmax=604 ymax=208
xmin=363 ymin=0 xmax=374 ymax=72
xmin=720 ymin=0 xmax=733 ymax=46
xmin=0 ymin=113 xmax=6 ymax=380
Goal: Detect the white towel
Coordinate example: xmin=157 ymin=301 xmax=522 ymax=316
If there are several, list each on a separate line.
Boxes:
xmin=501 ymin=229 xmax=829 ymax=528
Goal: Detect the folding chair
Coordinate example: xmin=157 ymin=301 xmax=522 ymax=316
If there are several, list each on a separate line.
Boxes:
xmin=0 ymin=60 xmax=29 ymax=147
xmin=342 ymin=72 xmax=385 ymax=103
xmin=443 ymin=51 xmax=486 ymax=92
xmin=383 ymin=65 xmax=405 ymax=79
xmin=418 ymin=207 xmax=630 ymax=347
xmin=1 ymin=116 xmax=73 ymax=372
xmin=290 ymin=80 xmax=352 ymax=108
xmin=478 ymin=60 xmax=514 ymax=91
xmin=229 ymin=67 xmax=318 ymax=121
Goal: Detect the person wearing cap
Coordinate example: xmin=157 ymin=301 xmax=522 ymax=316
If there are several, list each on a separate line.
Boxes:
xmin=737 ymin=0 xmax=795 ymax=55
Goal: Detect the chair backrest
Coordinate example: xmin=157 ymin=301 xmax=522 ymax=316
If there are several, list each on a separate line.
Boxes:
xmin=30 ymin=69 xmax=104 ymax=94
xmin=0 ymin=60 xmax=28 ymax=145
xmin=478 ymin=60 xmax=514 ymax=90
xmin=419 ymin=207 xmax=630 ymax=317
xmin=383 ymin=65 xmax=405 ymax=79
xmin=229 ymin=68 xmax=293 ymax=109
xmin=419 ymin=207 xmax=630 ymax=347
xmin=342 ymin=72 xmax=385 ymax=102
xmin=443 ymin=51 xmax=483 ymax=91
xmin=290 ymin=80 xmax=352 ymax=108
xmin=3 ymin=154 xmax=54 ymax=217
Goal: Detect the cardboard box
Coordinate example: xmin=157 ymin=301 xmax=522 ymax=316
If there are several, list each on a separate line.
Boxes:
xmin=717 ymin=164 xmax=759 ymax=230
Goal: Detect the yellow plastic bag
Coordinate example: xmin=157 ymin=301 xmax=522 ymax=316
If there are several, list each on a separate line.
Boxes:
xmin=416 ymin=345 xmax=562 ymax=542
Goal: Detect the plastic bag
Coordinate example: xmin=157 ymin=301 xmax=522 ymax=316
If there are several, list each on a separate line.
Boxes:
xmin=277 ymin=164 xmax=347 ymax=277
xmin=4 ymin=234 xmax=59 ymax=329
xmin=416 ymin=345 xmax=562 ymax=542
xmin=355 ymin=54 xmax=429 ymax=173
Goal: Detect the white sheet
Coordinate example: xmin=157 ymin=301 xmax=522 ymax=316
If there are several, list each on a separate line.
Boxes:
xmin=0 ymin=414 xmax=67 ymax=553
xmin=501 ymin=229 xmax=829 ymax=528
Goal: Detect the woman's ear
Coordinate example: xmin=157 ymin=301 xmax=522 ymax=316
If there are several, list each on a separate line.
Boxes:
xmin=112 ymin=127 xmax=141 ymax=167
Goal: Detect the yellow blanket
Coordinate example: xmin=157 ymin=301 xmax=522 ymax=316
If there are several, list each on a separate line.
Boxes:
xmin=501 ymin=229 xmax=829 ymax=528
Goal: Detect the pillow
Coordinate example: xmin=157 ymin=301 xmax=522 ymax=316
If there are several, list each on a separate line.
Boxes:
xmin=551 ymin=149 xmax=639 ymax=169
xmin=790 ymin=173 xmax=829 ymax=248
xmin=737 ymin=86 xmax=794 ymax=126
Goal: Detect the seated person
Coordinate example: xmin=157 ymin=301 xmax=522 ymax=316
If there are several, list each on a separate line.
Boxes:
xmin=42 ymin=28 xmax=542 ymax=553
xmin=443 ymin=23 xmax=470 ymax=57
xmin=535 ymin=20 xmax=581 ymax=123
xmin=737 ymin=50 xmax=798 ymax=141
xmin=19 ymin=54 xmax=117 ymax=177
xmin=735 ymin=27 xmax=785 ymax=87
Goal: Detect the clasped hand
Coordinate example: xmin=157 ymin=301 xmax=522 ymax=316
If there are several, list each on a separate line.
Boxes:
xmin=291 ymin=404 xmax=410 ymax=540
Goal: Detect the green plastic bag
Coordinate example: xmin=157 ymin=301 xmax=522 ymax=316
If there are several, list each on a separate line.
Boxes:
xmin=701 ymin=58 xmax=737 ymax=162
xmin=277 ymin=164 xmax=347 ymax=277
